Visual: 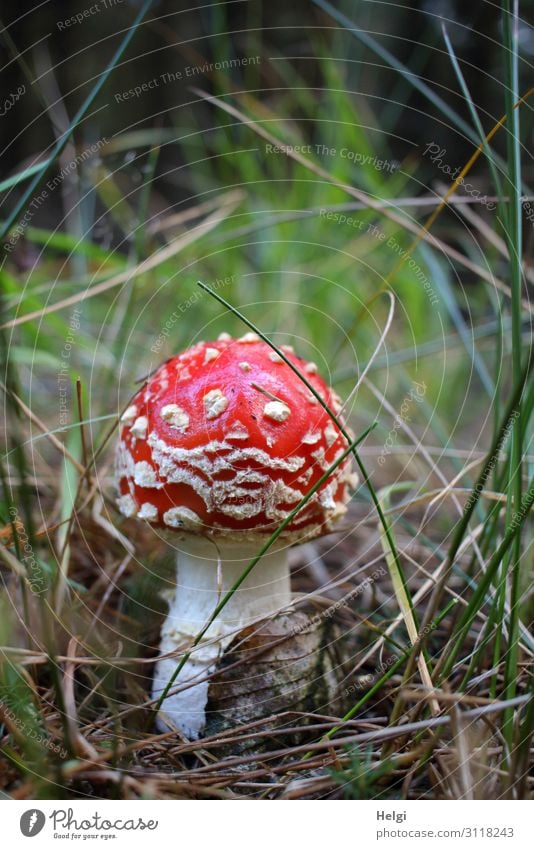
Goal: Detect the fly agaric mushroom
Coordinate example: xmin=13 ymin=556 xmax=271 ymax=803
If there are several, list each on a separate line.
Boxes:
xmin=115 ymin=333 xmax=357 ymax=738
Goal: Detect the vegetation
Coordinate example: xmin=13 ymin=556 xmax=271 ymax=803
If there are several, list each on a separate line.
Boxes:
xmin=0 ymin=0 xmax=532 ymax=799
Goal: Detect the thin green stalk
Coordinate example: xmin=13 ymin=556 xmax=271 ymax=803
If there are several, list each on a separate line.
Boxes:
xmin=441 ymin=23 xmax=506 ymax=223
xmin=377 ymin=484 xmax=434 ymax=713
xmin=134 ymin=144 xmax=161 ymax=261
xmin=332 ymin=316 xmax=516 ymax=380
xmin=0 ymin=0 xmax=154 ymax=243
xmin=466 ymin=352 xmax=533 ymax=568
xmin=501 ymin=0 xmax=525 ymax=749
xmin=437 ymin=475 xmax=534 ymax=683
xmin=460 ymin=575 xmax=509 ymax=692
xmin=446 ymin=359 xmax=530 ymax=569
xmin=197 ymin=281 xmax=405 ymax=582
xmin=0 ymin=282 xmax=34 ymax=641
xmin=0 ymin=161 xmax=54 ymax=195
xmin=491 ymin=447 xmax=515 ymax=699
xmin=153 ymin=422 xmax=377 ymax=716
xmin=393 ymin=365 xmax=532 ymax=696
xmin=310 ymin=0 xmax=525 ymax=186
xmin=317 ymin=599 xmax=458 ymax=748
xmin=508 ymin=679 xmax=534 ymax=797
xmin=491 ymin=293 xmax=505 ymax=483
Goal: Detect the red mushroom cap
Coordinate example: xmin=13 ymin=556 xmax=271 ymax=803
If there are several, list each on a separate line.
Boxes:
xmin=115 ymin=334 xmax=357 ymax=540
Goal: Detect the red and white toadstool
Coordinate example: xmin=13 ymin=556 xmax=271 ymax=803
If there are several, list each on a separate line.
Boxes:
xmin=115 ymin=333 xmax=357 ymax=738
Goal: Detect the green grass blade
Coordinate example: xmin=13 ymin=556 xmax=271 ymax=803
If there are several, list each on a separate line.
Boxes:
xmin=0 ymin=0 xmax=154 ymax=243
xmin=437 ymin=475 xmax=534 ymax=682
xmin=311 ymin=0 xmax=500 ymax=154
xmin=197 ymin=281 xmax=406 ymax=585
xmin=501 ymin=0 xmax=526 ymax=750
xmin=441 ymin=23 xmax=505 ymax=212
xmin=153 ymin=422 xmax=377 ymax=715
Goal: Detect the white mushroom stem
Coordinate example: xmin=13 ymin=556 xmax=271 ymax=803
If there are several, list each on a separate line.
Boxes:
xmin=152 ymin=536 xmax=291 ymax=739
